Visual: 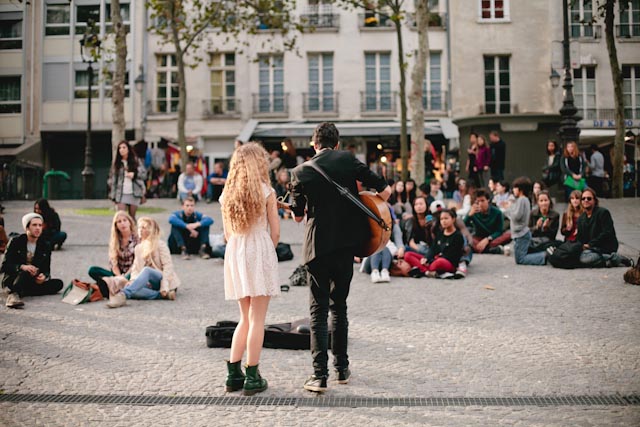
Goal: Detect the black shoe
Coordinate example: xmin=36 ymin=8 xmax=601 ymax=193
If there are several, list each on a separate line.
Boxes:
xmin=303 ymin=375 xmax=327 ymax=392
xmin=620 ymin=255 xmax=634 ymax=268
xmin=409 ymin=267 xmax=424 ymax=278
xmin=335 ymin=369 xmax=351 ymax=384
xmin=487 ymin=246 xmax=504 ymax=255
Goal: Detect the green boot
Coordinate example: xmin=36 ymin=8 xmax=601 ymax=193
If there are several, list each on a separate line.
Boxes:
xmin=243 ymin=364 xmax=268 ymax=396
xmin=225 ymin=360 xmax=245 ymax=392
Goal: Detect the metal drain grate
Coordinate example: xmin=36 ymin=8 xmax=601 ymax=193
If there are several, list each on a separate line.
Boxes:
xmin=0 ymin=394 xmax=639 ymax=408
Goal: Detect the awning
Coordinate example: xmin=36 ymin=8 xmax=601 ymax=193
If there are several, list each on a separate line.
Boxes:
xmin=577 ymin=129 xmax=616 ymax=145
xmin=245 ymin=120 xmax=451 ymax=139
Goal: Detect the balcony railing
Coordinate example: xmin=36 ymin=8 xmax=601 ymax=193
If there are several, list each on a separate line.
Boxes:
xmin=303 ymin=92 xmax=339 ymax=116
xmin=202 ymin=98 xmax=241 ymax=118
xmin=570 ymin=23 xmax=602 ymax=40
xmin=147 ymin=99 xmax=178 ymax=115
xmin=252 ymin=93 xmax=289 ymax=116
xmin=408 ymin=12 xmax=446 ymax=29
xmin=616 ymin=23 xmax=640 ymax=38
xmin=300 ymin=13 xmax=340 ymax=29
xmin=422 ymin=90 xmax=447 ymax=112
xmin=360 ymin=91 xmax=398 ymax=114
xmin=358 ymin=12 xmax=394 ymax=29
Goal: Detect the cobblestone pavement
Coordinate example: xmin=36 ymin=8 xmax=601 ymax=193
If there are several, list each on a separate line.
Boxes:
xmin=0 ymin=198 xmax=639 ymax=426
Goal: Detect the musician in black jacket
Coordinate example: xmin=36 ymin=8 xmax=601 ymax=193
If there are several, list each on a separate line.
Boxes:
xmin=1 ymin=213 xmax=63 ymax=309
xmin=290 ymin=122 xmax=391 ymax=392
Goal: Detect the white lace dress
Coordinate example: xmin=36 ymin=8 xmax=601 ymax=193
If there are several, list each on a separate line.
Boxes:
xmin=221 ymin=183 xmax=280 ymax=300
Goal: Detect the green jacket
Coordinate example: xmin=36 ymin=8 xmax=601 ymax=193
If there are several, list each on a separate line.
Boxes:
xmin=464 ymin=205 xmax=504 ymax=240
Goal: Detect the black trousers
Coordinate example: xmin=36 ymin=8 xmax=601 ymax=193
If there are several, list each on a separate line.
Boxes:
xmin=306 ymin=248 xmax=353 ymax=377
xmin=5 ymin=271 xmax=63 ymax=297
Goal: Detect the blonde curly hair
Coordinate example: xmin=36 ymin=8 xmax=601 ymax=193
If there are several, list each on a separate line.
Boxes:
xmin=137 ymin=216 xmax=161 ymax=261
xmin=222 ymin=142 xmax=270 ymax=234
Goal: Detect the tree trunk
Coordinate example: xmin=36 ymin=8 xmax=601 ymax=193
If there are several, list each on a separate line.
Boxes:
xmin=603 ymin=0 xmax=625 ymax=198
xmin=169 ymin=1 xmax=189 ymax=171
xmin=111 ymin=0 xmax=127 ymax=157
xmin=394 ymin=17 xmax=408 ymax=181
xmin=408 ymin=0 xmax=429 ymax=186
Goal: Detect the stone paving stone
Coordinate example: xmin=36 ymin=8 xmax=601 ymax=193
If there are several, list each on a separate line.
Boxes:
xmin=0 ymin=198 xmax=639 ymax=426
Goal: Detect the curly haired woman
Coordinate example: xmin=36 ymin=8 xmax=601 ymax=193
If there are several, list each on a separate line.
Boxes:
xmin=220 ymin=142 xmax=280 ymax=396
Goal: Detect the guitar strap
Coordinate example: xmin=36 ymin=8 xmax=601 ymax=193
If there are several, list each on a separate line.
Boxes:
xmin=305 ymin=160 xmax=390 ymax=232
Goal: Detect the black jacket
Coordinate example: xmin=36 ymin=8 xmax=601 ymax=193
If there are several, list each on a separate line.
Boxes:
xmin=291 ymin=149 xmax=387 ymax=263
xmin=576 ymin=206 xmax=618 ymax=254
xmin=1 ymin=234 xmax=53 ymax=287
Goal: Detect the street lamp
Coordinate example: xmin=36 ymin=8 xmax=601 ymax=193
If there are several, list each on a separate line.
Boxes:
xmin=549 ymin=68 xmax=561 ymax=88
xmin=79 ymin=19 xmax=101 ymax=199
xmin=134 ymin=66 xmax=146 ymax=140
xmin=558 ymin=0 xmax=581 ymax=144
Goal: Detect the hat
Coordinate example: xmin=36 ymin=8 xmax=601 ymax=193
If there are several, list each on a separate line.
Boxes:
xmin=429 ymin=200 xmax=445 ymax=214
xmin=22 ymin=212 xmax=43 ymax=231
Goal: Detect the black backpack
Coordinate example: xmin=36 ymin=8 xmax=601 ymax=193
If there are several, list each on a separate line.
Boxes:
xmin=548 ymin=241 xmax=583 ymax=269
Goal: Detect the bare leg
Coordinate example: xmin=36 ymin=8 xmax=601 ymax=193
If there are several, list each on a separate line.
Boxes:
xmin=128 ymin=204 xmax=138 ymax=221
xmin=229 ymin=297 xmax=250 ymax=363
xmin=116 ymin=203 xmax=127 ymax=211
xmin=246 ymin=296 xmax=271 ymax=366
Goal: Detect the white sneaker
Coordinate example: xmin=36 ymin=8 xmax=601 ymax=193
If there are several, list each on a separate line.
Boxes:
xmin=454 ymin=262 xmax=467 ymax=279
xmin=5 ymin=293 xmax=24 ymax=309
xmin=503 ymin=245 xmax=511 ymax=257
xmin=359 ymin=258 xmax=368 ymax=273
xmin=379 ymin=269 xmax=390 ymax=282
xmin=370 ymin=270 xmax=381 ymax=283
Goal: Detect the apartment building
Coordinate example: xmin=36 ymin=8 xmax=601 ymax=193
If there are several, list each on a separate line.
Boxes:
xmin=1 ymin=0 xmax=639 ymax=198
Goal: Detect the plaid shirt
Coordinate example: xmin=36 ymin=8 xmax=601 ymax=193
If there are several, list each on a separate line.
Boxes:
xmin=110 ymin=234 xmax=139 ymax=274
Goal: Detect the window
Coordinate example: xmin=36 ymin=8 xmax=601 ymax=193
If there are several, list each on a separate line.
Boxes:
xmin=45 ymin=4 xmax=70 ymax=36
xmin=622 ymin=65 xmax=640 ymax=119
xmin=75 ymin=4 xmax=100 ymax=35
xmin=0 ymin=18 xmax=22 ymax=49
xmin=307 ymin=53 xmax=334 ymax=112
xmin=209 ymin=53 xmax=237 ymax=114
xmin=74 ymin=69 xmax=99 ymax=99
xmin=570 ymin=0 xmax=595 ymax=38
xmin=156 ymin=54 xmax=179 ymax=113
xmin=364 ymin=52 xmax=392 ymax=111
xmin=104 ymin=71 xmax=130 ymax=98
xmin=484 ymin=55 xmax=510 ymax=114
xmin=423 ymin=52 xmax=443 ymax=111
xmin=479 ymin=0 xmax=509 ymax=21
xmin=258 ymin=54 xmax=285 ymax=113
xmin=573 ymin=66 xmax=596 ymax=120
xmin=0 ymin=76 xmax=21 ymax=114
xmin=106 ymin=2 xmax=131 ymax=33
xmin=619 ymin=0 xmax=640 ymax=37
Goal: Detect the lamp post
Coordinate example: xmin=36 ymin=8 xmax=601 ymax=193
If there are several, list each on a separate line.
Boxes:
xmin=134 ymin=66 xmax=146 ymax=141
xmin=79 ymin=19 xmax=101 ymax=199
xmin=558 ymin=0 xmax=581 ymax=144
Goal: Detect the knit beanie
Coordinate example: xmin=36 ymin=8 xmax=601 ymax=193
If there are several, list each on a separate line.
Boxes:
xmin=22 ymin=213 xmax=43 ymax=231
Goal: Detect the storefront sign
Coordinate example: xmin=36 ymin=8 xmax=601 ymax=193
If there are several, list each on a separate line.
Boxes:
xmin=592 ymin=119 xmax=640 ymax=128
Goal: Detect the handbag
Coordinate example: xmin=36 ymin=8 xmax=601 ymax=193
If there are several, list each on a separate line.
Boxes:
xmin=563 ymin=175 xmax=586 ymax=190
xmin=276 ymin=242 xmax=294 ymax=262
xmin=548 ymin=241 xmax=583 ymax=269
xmin=623 ymin=256 xmax=640 ymax=285
xmin=61 ymin=279 xmax=103 ymax=305
xmin=389 ymin=259 xmax=411 ymax=277
xmin=289 ymin=264 xmax=308 ymax=286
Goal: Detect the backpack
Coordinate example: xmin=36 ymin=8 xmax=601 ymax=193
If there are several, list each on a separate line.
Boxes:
xmin=548 ymin=241 xmax=583 ymax=269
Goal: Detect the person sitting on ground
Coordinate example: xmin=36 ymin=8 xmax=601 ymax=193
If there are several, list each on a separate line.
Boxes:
xmin=492 ymin=181 xmax=512 ymax=210
xmin=1 ymin=213 xmax=63 ymax=309
xmin=168 ymin=196 xmax=213 ymax=260
xmin=529 ymin=190 xmax=560 ymax=252
xmin=505 ymin=177 xmax=547 ymax=265
xmin=389 ymin=180 xmax=412 ymax=219
xmin=274 ymin=169 xmax=291 ymax=219
xmin=451 ymin=178 xmax=473 ymax=218
xmin=177 ymin=162 xmax=204 ymax=202
xmin=532 ymin=181 xmax=545 ymax=209
xmin=359 ymin=207 xmax=405 ymax=283
xmin=0 ymin=214 xmax=9 ymax=254
xmin=87 ymin=211 xmax=139 ymax=297
xmin=206 ymin=161 xmax=228 ymax=203
xmin=464 ymin=188 xmax=511 ymax=254
xmin=572 ymin=188 xmax=632 ymax=268
xmin=429 ymin=179 xmax=444 ymax=202
xmin=34 ymin=199 xmax=67 ymax=250
xmin=405 ymin=179 xmax=417 ymax=206
xmin=429 ymin=201 xmax=473 ymax=279
xmin=106 ymin=217 xmax=181 ymax=308
xmin=402 ymin=196 xmax=431 ymax=256
xmin=404 ymin=209 xmax=464 ymax=279
xmin=560 ymin=190 xmax=583 ymax=242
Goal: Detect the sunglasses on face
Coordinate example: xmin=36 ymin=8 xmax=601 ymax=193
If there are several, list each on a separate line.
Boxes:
xmin=581 ymin=197 xmax=593 ymax=201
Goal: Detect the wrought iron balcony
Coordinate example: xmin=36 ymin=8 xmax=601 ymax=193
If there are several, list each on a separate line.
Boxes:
xmin=252 ymin=93 xmax=289 ymax=116
xmin=358 ymin=12 xmax=394 ymax=29
xmin=303 ymin=92 xmax=339 ymax=116
xmin=422 ymin=90 xmax=447 ymax=112
xmin=616 ymin=23 xmax=640 ymax=38
xmin=202 ymin=97 xmax=241 ymax=118
xmin=360 ymin=91 xmax=398 ymax=114
xmin=570 ymin=23 xmax=602 ymax=40
xmin=300 ymin=13 xmax=340 ymax=30
xmin=407 ymin=12 xmax=447 ymax=29
xmin=147 ymin=99 xmax=178 ymax=115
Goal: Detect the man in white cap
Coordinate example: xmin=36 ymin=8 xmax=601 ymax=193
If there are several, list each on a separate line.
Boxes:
xmin=1 ymin=213 xmax=63 ymax=308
